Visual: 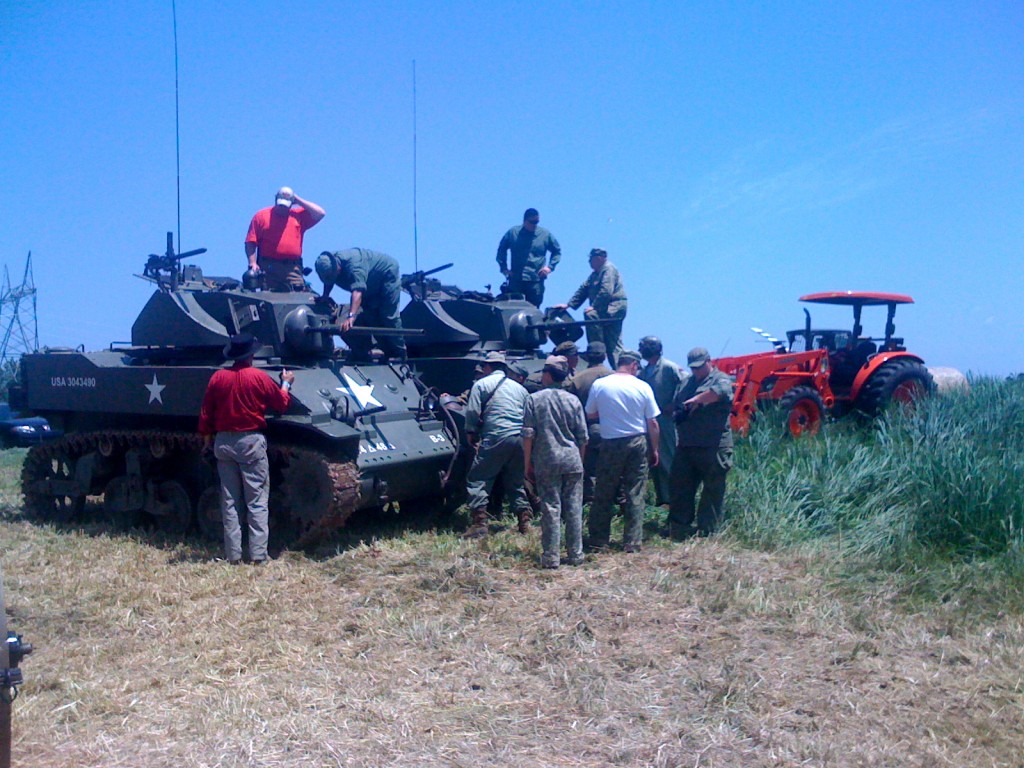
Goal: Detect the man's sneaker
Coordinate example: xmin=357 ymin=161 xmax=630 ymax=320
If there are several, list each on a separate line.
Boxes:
xmin=564 ymin=555 xmax=585 ymax=567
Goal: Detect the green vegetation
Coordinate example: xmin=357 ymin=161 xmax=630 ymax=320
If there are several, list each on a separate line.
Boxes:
xmin=726 ymin=377 xmax=1024 ymax=613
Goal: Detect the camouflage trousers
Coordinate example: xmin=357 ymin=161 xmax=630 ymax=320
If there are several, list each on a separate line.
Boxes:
xmin=536 ymin=471 xmax=584 ymax=568
xmin=588 ymin=434 xmax=649 ymax=548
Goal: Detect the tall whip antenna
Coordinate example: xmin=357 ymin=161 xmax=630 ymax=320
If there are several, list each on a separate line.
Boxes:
xmin=172 ymin=0 xmax=182 ymax=249
xmin=412 ymin=59 xmax=419 ymax=273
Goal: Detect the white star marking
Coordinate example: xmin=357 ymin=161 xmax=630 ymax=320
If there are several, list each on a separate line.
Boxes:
xmin=337 ymin=373 xmax=382 ymax=410
xmin=145 ymin=374 xmax=166 ymax=404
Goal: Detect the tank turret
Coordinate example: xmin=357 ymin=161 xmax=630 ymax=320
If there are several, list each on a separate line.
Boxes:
xmin=16 ymin=234 xmax=456 ymax=548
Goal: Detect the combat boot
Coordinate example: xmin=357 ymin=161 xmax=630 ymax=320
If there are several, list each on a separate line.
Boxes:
xmin=462 ymin=509 xmax=490 ymax=539
xmin=517 ymin=508 xmax=533 ymax=535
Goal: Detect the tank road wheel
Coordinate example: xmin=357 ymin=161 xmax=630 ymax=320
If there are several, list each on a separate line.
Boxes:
xmin=149 ymin=480 xmax=194 ymax=535
xmin=102 ymin=477 xmax=144 ymax=530
xmin=779 ymin=386 xmax=826 ymax=437
xmin=21 ymin=445 xmax=86 ymax=523
xmin=276 ymin=455 xmax=337 ymax=545
xmin=857 ymin=359 xmax=935 ymax=415
xmin=197 ymin=486 xmax=222 ymax=542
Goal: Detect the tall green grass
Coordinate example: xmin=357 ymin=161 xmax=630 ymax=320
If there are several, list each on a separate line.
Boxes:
xmin=726 ymin=378 xmax=1024 ymax=606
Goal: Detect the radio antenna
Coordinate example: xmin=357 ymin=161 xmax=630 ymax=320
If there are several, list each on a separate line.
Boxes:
xmin=412 ymin=59 xmax=419 ymax=273
xmin=172 ymin=0 xmax=182 ymax=250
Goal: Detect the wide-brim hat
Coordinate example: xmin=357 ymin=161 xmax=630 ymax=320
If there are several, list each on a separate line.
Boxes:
xmin=582 ymin=341 xmax=606 ymax=359
xmin=482 ymin=350 xmax=507 ymax=366
xmin=224 ymin=333 xmax=260 ymax=361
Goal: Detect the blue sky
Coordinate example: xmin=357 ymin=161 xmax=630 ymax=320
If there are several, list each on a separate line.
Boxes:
xmin=2 ymin=1 xmax=1021 ymax=374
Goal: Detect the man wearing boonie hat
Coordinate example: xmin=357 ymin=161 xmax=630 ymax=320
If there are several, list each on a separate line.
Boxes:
xmin=314 ymin=248 xmax=407 ymax=361
xmin=522 ymin=355 xmax=589 ymax=568
xmin=198 ymin=333 xmax=295 ymax=565
xmin=584 ymin=349 xmax=660 ymax=553
xmin=667 ymin=347 xmax=734 ymax=540
xmin=565 ymin=341 xmax=613 ymax=502
xmin=462 ymin=351 xmax=532 ymax=538
xmin=552 ymin=248 xmax=627 ymax=369
xmin=245 ymin=186 xmax=326 ymax=291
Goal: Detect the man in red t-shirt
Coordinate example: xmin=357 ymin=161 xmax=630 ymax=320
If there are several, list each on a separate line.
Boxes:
xmin=245 ymin=186 xmax=326 ymax=291
xmin=199 ymin=333 xmax=295 ymax=564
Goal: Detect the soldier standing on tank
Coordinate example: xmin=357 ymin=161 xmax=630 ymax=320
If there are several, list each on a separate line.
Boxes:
xmin=552 ymin=248 xmax=627 ymax=369
xmin=198 ymin=333 xmax=294 ymax=565
xmin=639 ymin=336 xmax=686 ymax=506
xmin=462 ymin=351 xmax=532 ymax=538
xmin=315 ymin=248 xmax=407 ymax=360
xmin=667 ymin=347 xmax=734 ymax=540
xmin=496 ymin=208 xmax=561 ymax=308
xmin=566 ymin=341 xmax=612 ymax=502
xmin=522 ymin=356 xmax=588 ymax=569
xmin=245 ymin=186 xmax=325 ymax=291
xmin=584 ymin=350 xmax=660 ymax=552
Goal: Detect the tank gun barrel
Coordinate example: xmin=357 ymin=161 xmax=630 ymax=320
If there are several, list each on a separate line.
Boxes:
xmin=401 ymin=263 xmax=453 ymax=284
xmin=304 ymin=326 xmax=426 ymax=337
xmin=532 ymin=316 xmax=621 ymax=331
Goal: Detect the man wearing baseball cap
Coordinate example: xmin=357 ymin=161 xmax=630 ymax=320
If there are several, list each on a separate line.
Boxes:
xmin=245 ymin=186 xmax=326 ymax=291
xmin=522 ymin=355 xmax=589 ymax=568
xmin=667 ymin=347 xmax=735 ymax=539
xmin=552 ymin=248 xmax=627 ymax=368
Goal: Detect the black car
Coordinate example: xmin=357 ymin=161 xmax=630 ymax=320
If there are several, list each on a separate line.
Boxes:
xmin=0 ymin=403 xmax=62 ymax=448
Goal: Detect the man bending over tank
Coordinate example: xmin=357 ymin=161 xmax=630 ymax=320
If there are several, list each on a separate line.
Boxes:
xmin=315 ymin=248 xmax=407 ymax=361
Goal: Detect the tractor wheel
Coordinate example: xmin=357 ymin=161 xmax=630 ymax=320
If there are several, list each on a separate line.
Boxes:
xmin=778 ymin=386 xmax=826 ymax=437
xmin=857 ymin=359 xmax=934 ymax=415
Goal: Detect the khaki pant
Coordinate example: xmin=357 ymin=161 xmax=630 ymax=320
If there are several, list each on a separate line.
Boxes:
xmin=214 ymin=432 xmax=270 ymax=561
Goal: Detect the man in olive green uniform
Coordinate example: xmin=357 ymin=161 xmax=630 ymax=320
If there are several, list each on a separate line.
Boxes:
xmin=553 ymin=248 xmax=627 ymax=369
xmin=566 ymin=342 xmax=612 ymax=502
xmin=639 ymin=335 xmax=687 ymax=506
xmin=668 ymin=347 xmax=735 ymax=539
xmin=496 ymin=208 xmax=561 ymax=308
xmin=463 ymin=351 xmax=532 ymax=537
xmin=522 ymin=356 xmax=588 ymax=569
xmin=315 ymin=248 xmax=406 ymax=360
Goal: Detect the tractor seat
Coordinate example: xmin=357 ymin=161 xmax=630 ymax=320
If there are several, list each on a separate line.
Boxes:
xmin=830 ymin=339 xmax=877 ymax=386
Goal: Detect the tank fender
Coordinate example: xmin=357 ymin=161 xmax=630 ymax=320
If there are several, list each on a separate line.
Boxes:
xmin=850 ymin=351 xmax=925 ymax=402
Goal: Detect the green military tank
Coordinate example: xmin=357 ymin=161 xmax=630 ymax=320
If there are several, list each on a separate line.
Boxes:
xmin=12 ymin=235 xmax=457 ymax=547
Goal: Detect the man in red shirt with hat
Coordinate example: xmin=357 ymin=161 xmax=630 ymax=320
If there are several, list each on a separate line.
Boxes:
xmin=245 ymin=186 xmax=326 ymax=291
xmin=199 ymin=333 xmax=294 ymax=564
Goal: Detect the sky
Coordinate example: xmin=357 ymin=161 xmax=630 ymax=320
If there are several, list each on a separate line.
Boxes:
xmin=1 ymin=1 xmax=1022 ymax=375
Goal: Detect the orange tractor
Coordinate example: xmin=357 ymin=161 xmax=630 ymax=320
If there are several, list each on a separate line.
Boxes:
xmin=714 ymin=292 xmax=934 ymax=436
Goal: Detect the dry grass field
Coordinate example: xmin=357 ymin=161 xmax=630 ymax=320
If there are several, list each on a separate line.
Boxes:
xmin=2 ymin=449 xmax=1022 ymax=768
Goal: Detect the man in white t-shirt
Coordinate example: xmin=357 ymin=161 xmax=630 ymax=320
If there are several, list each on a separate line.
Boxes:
xmin=584 ymin=349 xmax=660 ymax=552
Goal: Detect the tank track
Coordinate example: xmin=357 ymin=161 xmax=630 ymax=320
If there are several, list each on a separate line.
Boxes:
xmin=21 ymin=431 xmax=360 ymax=547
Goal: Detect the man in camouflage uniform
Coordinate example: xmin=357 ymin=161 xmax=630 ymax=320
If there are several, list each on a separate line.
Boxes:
xmin=668 ymin=347 xmax=735 ymax=539
xmin=463 ymin=351 xmax=532 ymax=537
xmin=496 ymin=208 xmax=562 ymax=308
xmin=639 ymin=335 xmax=687 ymax=506
xmin=585 ymin=350 xmax=660 ymax=552
xmin=553 ymin=248 xmax=627 ymax=369
xmin=522 ymin=355 xmax=589 ymax=569
xmin=566 ymin=342 xmax=612 ymax=501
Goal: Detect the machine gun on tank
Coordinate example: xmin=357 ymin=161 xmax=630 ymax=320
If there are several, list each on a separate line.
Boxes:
xmin=140 ymin=232 xmax=208 ymax=292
